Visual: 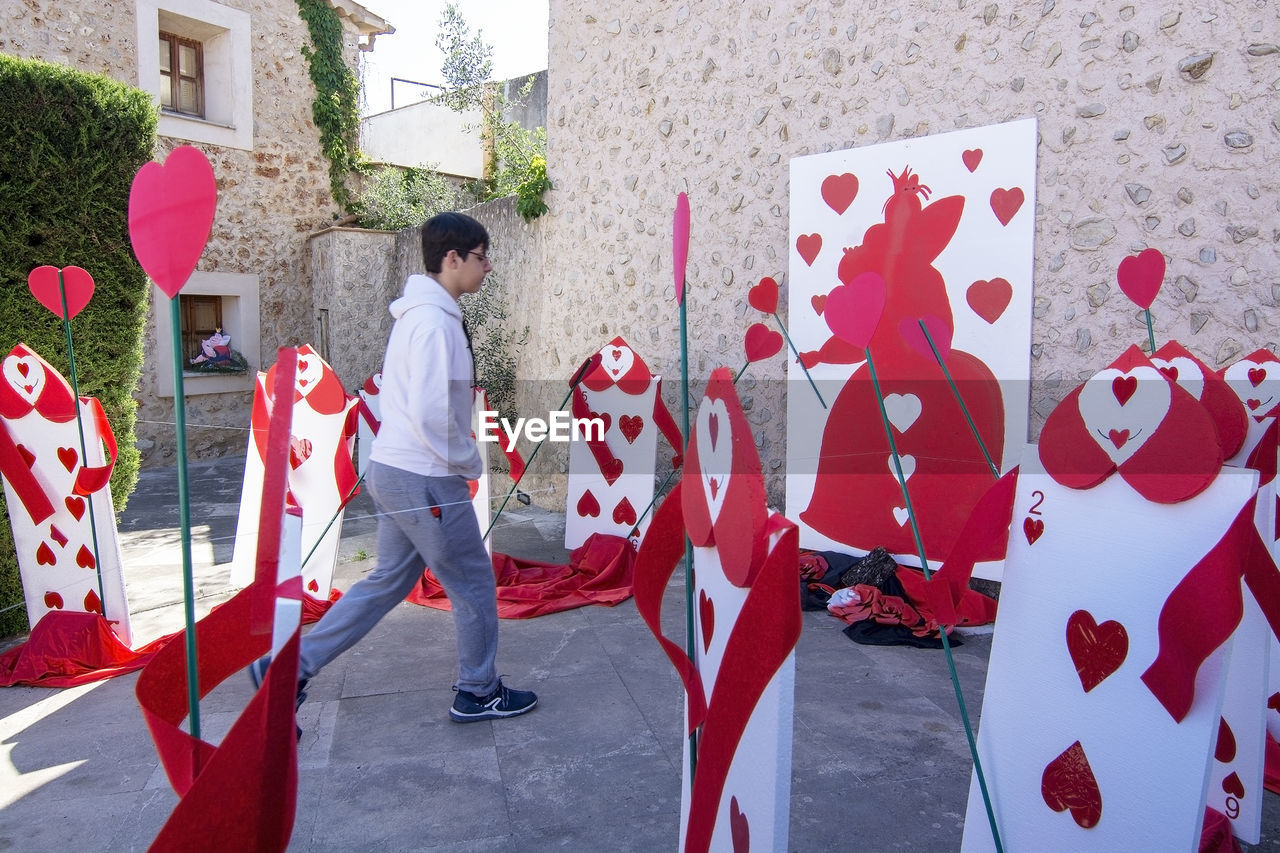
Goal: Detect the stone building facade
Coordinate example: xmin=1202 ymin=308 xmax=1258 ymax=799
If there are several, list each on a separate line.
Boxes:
xmin=515 ymin=0 xmax=1279 ymax=508
xmin=1 ymin=0 xmax=391 ymax=464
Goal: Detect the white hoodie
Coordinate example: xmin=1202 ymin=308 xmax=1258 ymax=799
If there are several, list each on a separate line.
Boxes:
xmin=369 ymin=274 xmax=482 ymax=480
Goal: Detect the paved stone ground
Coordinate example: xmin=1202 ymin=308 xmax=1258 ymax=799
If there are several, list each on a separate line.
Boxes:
xmin=1 ymin=457 xmax=1277 ymax=850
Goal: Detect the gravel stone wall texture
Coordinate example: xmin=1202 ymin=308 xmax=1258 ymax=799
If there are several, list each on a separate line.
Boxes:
xmin=521 ymin=0 xmax=1279 ymax=509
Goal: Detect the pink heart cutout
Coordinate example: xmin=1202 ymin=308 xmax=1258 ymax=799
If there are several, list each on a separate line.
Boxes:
xmin=27 ymin=266 xmax=95 ymax=320
xmin=673 ymin=192 xmax=690 ymax=304
xmin=820 ymin=173 xmax=859 ymax=215
xmin=748 ymin=276 xmax=779 ymax=314
xmin=1116 ymin=248 xmax=1165 ymax=309
xmin=899 ymin=315 xmax=952 ymax=362
xmin=824 ymin=272 xmax=887 ymax=350
xmin=128 ymin=145 xmax=218 ymax=298
xmin=744 ymin=323 xmax=783 ymax=363
xmin=796 ymin=233 xmax=822 ymax=266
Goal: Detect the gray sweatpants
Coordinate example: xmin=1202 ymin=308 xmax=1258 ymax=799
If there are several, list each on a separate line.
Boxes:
xmin=298 ymin=462 xmax=499 ymax=695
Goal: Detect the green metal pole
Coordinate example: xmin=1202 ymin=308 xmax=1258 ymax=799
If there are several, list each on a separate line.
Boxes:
xmin=169 ymin=298 xmax=201 ymax=743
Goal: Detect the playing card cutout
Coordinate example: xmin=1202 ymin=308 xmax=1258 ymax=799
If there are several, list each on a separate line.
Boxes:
xmin=1222 ymin=350 xmax=1280 ymax=422
xmin=967 ymin=278 xmax=1012 ymax=324
xmin=1116 ymin=248 xmax=1165 ymax=310
xmin=820 ymin=173 xmax=859 ymax=214
xmin=27 ymin=266 xmax=95 ymax=320
xmin=796 ymin=233 xmax=822 ymax=266
xmin=1065 ymin=609 xmax=1129 ymax=692
xmin=990 ymin=186 xmax=1024 ymax=226
xmin=1152 ymin=341 xmax=1247 ymax=460
xmin=128 ymin=145 xmax=218 ymax=297
xmin=747 ymin=277 xmax=779 ymax=314
xmin=1041 ymin=741 xmax=1102 ymax=829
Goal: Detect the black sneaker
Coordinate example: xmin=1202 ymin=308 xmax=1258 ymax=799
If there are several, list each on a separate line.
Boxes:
xmin=247 ymin=655 xmax=310 ymax=740
xmin=449 ymin=681 xmax=538 ymax=723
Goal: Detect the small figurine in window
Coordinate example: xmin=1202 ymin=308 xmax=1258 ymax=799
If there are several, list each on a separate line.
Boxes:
xmin=191 ymin=328 xmax=232 ymax=365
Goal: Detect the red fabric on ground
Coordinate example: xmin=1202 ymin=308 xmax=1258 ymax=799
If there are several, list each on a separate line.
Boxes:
xmin=0 ymin=611 xmax=173 ymax=688
xmin=1199 ymin=806 xmax=1243 ymax=853
xmin=1265 ymin=731 xmax=1280 ymax=794
xmin=897 ymin=567 xmax=998 ymax=627
xmin=301 ymin=589 xmax=340 ymax=623
xmin=406 ymin=533 xmax=635 ymax=618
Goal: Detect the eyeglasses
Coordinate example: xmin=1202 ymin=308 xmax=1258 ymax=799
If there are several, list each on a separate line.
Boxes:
xmin=467 ymin=251 xmax=490 ymax=265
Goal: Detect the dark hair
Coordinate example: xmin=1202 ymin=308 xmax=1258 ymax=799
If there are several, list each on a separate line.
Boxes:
xmin=421 ymin=211 xmax=490 ymax=274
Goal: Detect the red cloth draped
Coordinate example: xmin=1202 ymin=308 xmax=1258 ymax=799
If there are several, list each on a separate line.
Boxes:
xmin=0 ymin=611 xmax=168 ymax=687
xmin=406 ymin=533 xmax=635 ymax=619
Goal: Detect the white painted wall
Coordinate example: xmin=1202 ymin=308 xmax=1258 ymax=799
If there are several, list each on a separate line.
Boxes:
xmin=360 ymin=100 xmax=485 ymax=178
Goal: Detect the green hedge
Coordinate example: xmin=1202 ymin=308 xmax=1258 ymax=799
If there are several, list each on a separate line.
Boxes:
xmin=0 ymin=54 xmax=156 ymax=638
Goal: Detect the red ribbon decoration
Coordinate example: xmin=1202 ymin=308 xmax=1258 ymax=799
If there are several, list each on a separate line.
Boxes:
xmin=72 ymin=397 xmax=117 ymax=497
xmin=0 ymin=420 xmax=54 ymax=524
xmin=571 ymin=386 xmax=623 ymax=485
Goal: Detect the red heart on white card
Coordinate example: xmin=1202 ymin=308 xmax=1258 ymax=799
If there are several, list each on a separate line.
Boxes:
xmin=36 ymin=542 xmax=56 ymax=566
xmin=1042 ymin=741 xmax=1102 ymax=828
xmin=294 ymin=356 xmax=321 ymax=395
xmin=989 ymin=187 xmax=1024 ymax=226
xmin=619 ymin=415 xmax=643 ymax=444
xmin=962 ymin=148 xmax=983 ymax=172
xmin=49 ymin=524 xmax=68 ymax=547
xmin=1223 ymin=772 xmax=1245 ymax=799
xmin=1023 ymin=517 xmax=1044 ymax=545
xmin=289 ymin=437 xmax=312 ymax=469
xmin=58 ymin=447 xmax=78 ymax=471
xmin=966 ymin=278 xmax=1012 ymax=324
xmin=1150 ymin=356 xmax=1202 ymax=401
xmin=730 ymin=796 xmax=750 ymax=852
xmin=1065 ymin=609 xmax=1128 ymax=693
xmin=697 ymin=398 xmax=734 ymax=523
xmin=611 ymin=497 xmax=637 ymax=526
xmin=307 ymin=579 xmax=319 ymax=593
xmin=44 ymin=591 xmax=64 ymax=609
xmin=747 ymin=277 xmax=779 ymax=314
xmin=810 ymin=294 xmax=827 ymax=316
xmin=64 ymin=496 xmax=85 ymax=520
xmin=796 ymin=233 xmax=822 ymax=266
xmin=76 ymin=545 xmax=95 ymax=569
xmin=820 ymin=173 xmax=859 ymax=215
xmin=576 ymin=489 xmax=601 ymax=518
xmin=1223 ymin=355 xmax=1280 ymax=420
xmin=699 ymin=589 xmax=715 ymax=653
xmin=83 ymin=588 xmax=102 ymax=615
xmin=1077 ymin=366 xmax=1170 ymax=465
xmin=1116 ymin=248 xmax=1165 ymax=310
xmin=128 ymin=146 xmax=217 ymax=298
xmin=1216 ymin=717 xmax=1237 ymax=763
xmin=599 ymin=345 xmax=635 ymax=379
xmin=4 ymin=355 xmax=45 ymax=404
xmin=27 ymin=265 xmax=96 ymax=320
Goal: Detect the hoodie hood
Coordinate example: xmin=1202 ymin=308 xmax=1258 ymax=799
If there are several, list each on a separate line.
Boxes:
xmin=389 ymin=274 xmax=460 ymax=321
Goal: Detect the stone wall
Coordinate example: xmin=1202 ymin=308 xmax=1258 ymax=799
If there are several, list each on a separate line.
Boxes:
xmin=2 ymin=0 xmax=363 ymax=465
xmin=527 ymin=0 xmax=1279 ymax=509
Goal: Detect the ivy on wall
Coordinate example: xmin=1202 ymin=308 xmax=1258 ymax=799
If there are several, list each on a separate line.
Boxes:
xmin=295 ymin=0 xmax=361 ymax=212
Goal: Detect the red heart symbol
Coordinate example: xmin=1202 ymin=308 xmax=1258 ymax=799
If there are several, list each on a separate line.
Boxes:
xmin=49 ymin=524 xmax=69 ymax=547
xmin=966 ymin=278 xmax=1012 ymax=324
xmin=611 ymin=496 xmax=637 ymax=526
xmin=43 ymin=591 xmax=64 ymax=610
xmin=1158 ymin=365 xmax=1179 ymax=382
xmin=592 ymin=411 xmax=613 ymax=435
xmin=58 ymin=446 xmax=78 ymax=472
xmin=1248 ymin=367 xmax=1267 ymax=388
xmin=708 ymin=412 xmax=720 ymax=451
xmin=1041 ymin=740 xmax=1102 ymax=829
xmin=128 ymin=145 xmax=218 ymax=298
xmin=962 ymin=149 xmax=983 ymax=172
xmin=1222 ymin=771 xmax=1245 ymax=799
xmin=730 ymin=795 xmax=750 ymax=853
xmin=83 ymin=588 xmax=102 ymax=615
xmin=576 ymin=489 xmax=601 ymax=518
xmin=27 ymin=266 xmax=96 ymax=320
xmin=600 ymin=457 xmax=624 ymax=485
xmin=1065 ymin=609 xmax=1128 ymax=692
xmin=76 ymin=545 xmax=96 ymax=569
xmin=17 ymin=444 xmax=36 ymax=468
xmin=1108 ymin=429 xmax=1130 ymax=449
xmin=307 ymin=579 xmax=319 ymax=593
xmin=619 ymin=415 xmax=644 ymax=444
xmin=36 ymin=542 xmax=56 ymax=566
xmin=1249 ymin=398 xmax=1263 ymax=411
xmin=1215 ymin=717 xmax=1237 ymax=763
xmin=796 ymin=233 xmax=822 ymax=266
xmin=673 ymin=192 xmax=690 ymax=304
xmin=699 ymin=589 xmax=715 ymax=653
xmin=1116 ymin=248 xmax=1165 ymax=310
xmin=820 ymin=172 xmax=859 ymax=215
xmin=810 ymin=294 xmax=827 ymax=316
xmin=1111 ymin=376 xmax=1137 ymax=406
xmin=289 ymin=437 xmax=313 ymax=469
xmin=898 ymin=315 xmax=952 ymax=362
xmin=1023 ymin=517 xmax=1044 ymax=545
xmin=990 ymin=187 xmax=1024 ymax=226
xmin=824 ymin=272 xmax=887 ymax=350
xmin=1268 ymin=691 xmax=1280 ymax=712
xmin=748 ymin=276 xmax=779 ymax=314
xmin=744 ymin=323 xmax=784 ymax=363
xmin=65 ymin=496 xmax=86 ymax=520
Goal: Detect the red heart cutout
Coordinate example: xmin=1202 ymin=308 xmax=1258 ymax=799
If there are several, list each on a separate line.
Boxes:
xmin=36 ymin=542 xmax=56 ymax=566
xmin=1249 ymin=398 xmax=1264 ymax=411
xmin=619 ymin=416 xmax=644 ymax=444
xmin=730 ymin=795 xmax=750 ymax=853
xmin=1065 ymin=609 xmax=1128 ymax=692
xmin=989 ymin=186 xmax=1024 ymax=226
xmin=58 ymin=446 xmax=78 ymax=472
xmin=810 ymin=294 xmax=827 ymax=316
xmin=673 ymin=192 xmax=690 ymax=304
xmin=27 ymin=266 xmax=96 ymax=320
xmin=1023 ymin=517 xmax=1044 ymax=545
xmin=289 ymin=437 xmax=313 ymax=469
xmin=16 ymin=444 xmax=36 ymax=468
xmin=796 ymin=233 xmax=822 ymax=266
xmin=898 ymin=315 xmax=952 ymax=362
xmin=49 ymin=524 xmax=69 ymax=547
xmin=824 ymin=272 xmax=887 ymax=350
xmin=307 ymin=579 xmax=319 ymax=593
xmin=611 ymin=496 xmax=637 ymax=526
xmin=744 ymin=323 xmax=784 ymax=363
xmin=43 ymin=591 xmax=64 ymax=609
xmin=1116 ymin=248 xmax=1165 ymax=310
xmin=699 ymin=589 xmax=715 ymax=653
xmin=576 ymin=489 xmax=601 ymax=518
xmin=966 ymin=278 xmax=1012 ymax=324
xmin=1111 ymin=376 xmax=1138 ymax=406
xmin=1041 ymin=740 xmax=1102 ymax=829
xmin=76 ymin=545 xmax=96 ymax=569
xmin=83 ymin=588 xmax=102 ymax=615
xmin=962 ymin=149 xmax=983 ymax=172
xmin=65 ymin=496 xmax=86 ymax=520
xmin=748 ymin=276 xmax=779 ymax=314
xmin=1108 ymin=429 xmax=1130 ymax=449
xmin=1215 ymin=717 xmax=1237 ymax=763
xmin=128 ymin=145 xmax=218 ymax=298
xmin=1268 ymin=691 xmax=1280 ymax=712
xmin=600 ymin=457 xmax=624 ymax=486
xmin=1248 ymin=367 xmax=1267 ymax=388
xmin=1158 ymin=365 xmax=1179 ymax=382
xmin=1222 ymin=771 xmax=1245 ymax=799
xmin=820 ymin=172 xmax=859 ymax=215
